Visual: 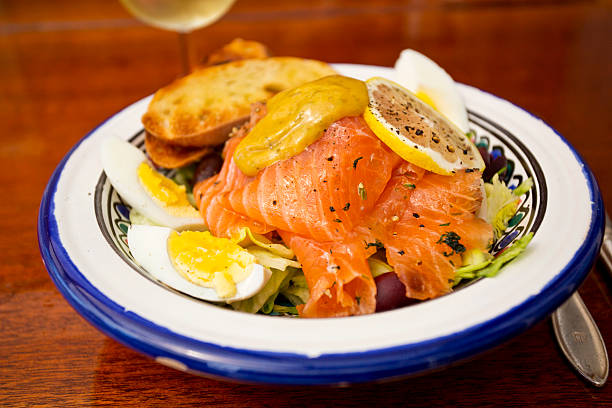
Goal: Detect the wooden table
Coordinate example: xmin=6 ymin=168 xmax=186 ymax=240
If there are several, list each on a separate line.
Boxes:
xmin=2 ymin=0 xmax=611 ymax=406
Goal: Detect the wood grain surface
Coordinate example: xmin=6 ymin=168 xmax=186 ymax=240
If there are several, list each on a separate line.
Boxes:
xmin=1 ymin=0 xmax=611 ymax=406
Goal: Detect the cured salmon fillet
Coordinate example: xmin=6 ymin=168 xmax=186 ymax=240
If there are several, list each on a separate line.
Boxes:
xmin=194 ymin=112 xmax=493 ymax=317
xmin=359 ymin=163 xmax=492 ymax=299
xmin=280 ymin=232 xmax=377 ymax=317
xmin=194 ymin=103 xmax=275 ymax=238
xmin=226 ymin=117 xmax=400 ymax=241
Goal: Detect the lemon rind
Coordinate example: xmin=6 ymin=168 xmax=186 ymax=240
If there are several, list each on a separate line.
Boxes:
xmin=364 ymin=77 xmax=484 ymax=175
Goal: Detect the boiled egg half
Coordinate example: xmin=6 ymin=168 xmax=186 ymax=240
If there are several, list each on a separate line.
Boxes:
xmin=394 ymin=49 xmax=470 ymax=134
xmin=128 ymin=225 xmax=271 ymax=302
xmin=101 ymin=137 xmax=205 ymax=230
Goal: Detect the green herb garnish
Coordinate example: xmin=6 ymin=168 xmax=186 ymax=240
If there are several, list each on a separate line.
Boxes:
xmin=437 ymin=231 xmax=466 ymax=257
xmin=353 ymin=156 xmax=363 ymax=169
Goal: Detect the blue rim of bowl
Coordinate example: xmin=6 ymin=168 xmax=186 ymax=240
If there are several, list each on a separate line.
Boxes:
xmin=38 ymin=91 xmax=604 ymax=385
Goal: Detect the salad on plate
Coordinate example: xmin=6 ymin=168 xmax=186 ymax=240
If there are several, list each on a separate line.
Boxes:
xmin=101 ymin=41 xmax=533 ymax=318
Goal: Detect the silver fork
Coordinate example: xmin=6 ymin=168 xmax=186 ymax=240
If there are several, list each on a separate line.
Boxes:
xmin=551 ymin=213 xmax=611 ymax=387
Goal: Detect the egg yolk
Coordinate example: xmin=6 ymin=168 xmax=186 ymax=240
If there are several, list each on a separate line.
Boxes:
xmin=137 ymin=162 xmax=200 ymax=218
xmin=167 ymin=231 xmax=256 ymax=298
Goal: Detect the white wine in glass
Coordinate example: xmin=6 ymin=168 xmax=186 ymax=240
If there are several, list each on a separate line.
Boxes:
xmin=120 ymin=0 xmax=236 ymax=73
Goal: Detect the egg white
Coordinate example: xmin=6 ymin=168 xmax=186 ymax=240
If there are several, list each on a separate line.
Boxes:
xmin=394 ymin=49 xmax=470 ymax=134
xmin=101 ymin=137 xmax=205 ymax=231
xmin=127 ymin=225 xmax=271 ymax=303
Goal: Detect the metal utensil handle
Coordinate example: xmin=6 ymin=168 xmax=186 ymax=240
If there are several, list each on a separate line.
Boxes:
xmin=601 ymin=213 xmax=612 ymax=274
xmin=552 ymin=293 xmax=609 ymax=387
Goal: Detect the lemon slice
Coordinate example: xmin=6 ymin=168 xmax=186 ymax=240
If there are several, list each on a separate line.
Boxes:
xmin=363 ymin=77 xmax=484 ymax=175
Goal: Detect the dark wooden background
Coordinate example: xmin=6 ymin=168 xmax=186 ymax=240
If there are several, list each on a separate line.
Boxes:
xmin=1 ymin=0 xmax=611 ymax=406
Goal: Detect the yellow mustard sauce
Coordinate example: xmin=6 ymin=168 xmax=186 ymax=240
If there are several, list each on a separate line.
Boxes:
xmin=233 ymin=75 xmax=368 ymax=176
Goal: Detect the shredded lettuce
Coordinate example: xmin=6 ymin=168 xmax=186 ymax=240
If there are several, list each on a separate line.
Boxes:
xmin=513 ymin=177 xmax=534 ymax=197
xmin=129 ymin=209 xmax=160 ymax=226
xmin=231 ymin=227 xmax=305 ymax=312
xmin=485 ymin=175 xmax=519 ymax=238
xmin=368 ymin=257 xmax=393 ymax=278
xmin=476 ymin=233 xmax=533 ymax=277
xmin=169 ymin=164 xmax=197 ymax=206
xmin=260 ymin=268 xmax=304 ymax=314
xmin=452 ymin=249 xmax=492 ymax=284
xmin=271 ymin=305 xmax=298 ymax=315
xmin=233 ymin=227 xmax=294 ymax=258
xmin=170 ymin=163 xmax=196 ymax=190
xmin=230 ymin=267 xmax=309 ymax=314
xmin=246 ymin=246 xmax=301 ymax=271
xmin=280 ymin=272 xmax=309 ymax=306
xmin=453 ymin=233 xmax=533 ymax=283
xmin=230 ymin=268 xmax=292 ymax=313
xmin=485 ymin=175 xmax=532 ymax=239
xmin=462 ymin=248 xmax=493 ymax=266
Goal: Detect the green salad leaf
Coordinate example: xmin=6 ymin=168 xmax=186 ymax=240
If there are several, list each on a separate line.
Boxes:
xmin=272 ymin=305 xmax=299 ymax=315
xmin=129 ymin=209 xmax=160 ymax=226
xmin=234 ymin=227 xmax=294 ymax=259
xmin=485 ymin=175 xmax=532 ymax=239
xmin=476 ymin=233 xmax=533 ymax=278
xmin=170 ymin=163 xmax=196 ymax=190
xmin=485 ymin=175 xmax=519 ymax=239
xmin=367 ymin=257 xmax=393 ymax=278
xmin=280 ymin=272 xmax=310 ymax=306
xmin=513 ymin=177 xmax=534 ymax=197
xmin=246 ymin=246 xmax=301 ymax=271
xmin=453 ymin=233 xmax=533 ymax=283
xmin=230 ymin=268 xmax=292 ymax=314
xmin=230 ymin=267 xmax=309 ymax=315
xmin=168 ymin=164 xmax=197 ymax=206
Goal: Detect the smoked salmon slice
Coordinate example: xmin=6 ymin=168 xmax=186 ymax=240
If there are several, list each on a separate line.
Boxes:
xmin=280 ymin=232 xmax=377 ymax=317
xmin=193 ymin=110 xmax=493 ymax=317
xmin=225 ymin=117 xmax=400 ymax=242
xmin=358 ymin=163 xmax=493 ymax=299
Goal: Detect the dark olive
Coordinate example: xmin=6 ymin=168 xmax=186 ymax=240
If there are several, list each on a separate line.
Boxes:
xmin=375 ymin=272 xmax=413 ymax=312
xmin=193 ymin=154 xmax=223 ymax=184
xmin=483 ymin=154 xmax=507 ymax=182
xmin=478 ymin=146 xmax=491 ymax=170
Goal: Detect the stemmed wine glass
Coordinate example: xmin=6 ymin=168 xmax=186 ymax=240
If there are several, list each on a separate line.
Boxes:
xmin=120 ymin=0 xmax=236 ymax=74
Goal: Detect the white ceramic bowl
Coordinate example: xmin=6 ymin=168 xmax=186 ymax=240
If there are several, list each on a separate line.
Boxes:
xmin=38 ymin=64 xmax=604 ymax=384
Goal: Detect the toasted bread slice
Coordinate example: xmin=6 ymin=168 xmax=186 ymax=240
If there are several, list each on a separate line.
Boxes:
xmin=145 ymin=132 xmax=213 ymax=169
xmin=142 ymin=57 xmax=337 ymax=146
xmin=205 ymin=38 xmax=270 ymax=66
